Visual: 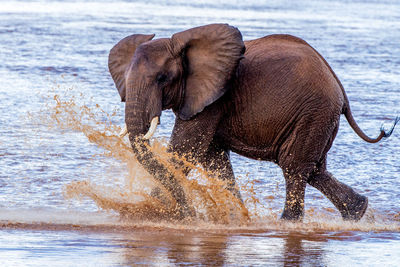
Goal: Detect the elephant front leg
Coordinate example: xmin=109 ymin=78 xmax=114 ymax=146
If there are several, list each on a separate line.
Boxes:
xmin=281 ymin=173 xmax=307 ymax=221
xmin=151 ymin=104 xmax=224 ymax=217
xmin=198 ymin=140 xmax=242 ymax=201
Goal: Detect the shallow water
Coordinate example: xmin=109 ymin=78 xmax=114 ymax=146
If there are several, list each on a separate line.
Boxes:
xmin=1 ymin=0 xmax=400 ymax=265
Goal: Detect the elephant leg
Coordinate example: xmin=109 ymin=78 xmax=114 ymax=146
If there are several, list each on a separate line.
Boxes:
xmin=304 ymin=114 xmax=368 ymax=221
xmin=280 ymin=170 xmax=308 ymax=221
xmin=280 ymin=111 xmax=368 ymax=221
xmin=277 ymin=113 xmax=339 ymax=221
xmin=150 ymin=104 xmax=224 ymax=215
xmin=308 ymin=162 xmax=368 ymax=221
xmin=198 ymin=140 xmax=242 ymax=201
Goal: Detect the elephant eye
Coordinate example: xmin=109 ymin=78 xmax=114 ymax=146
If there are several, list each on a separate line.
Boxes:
xmin=156 ymin=73 xmax=168 ymax=84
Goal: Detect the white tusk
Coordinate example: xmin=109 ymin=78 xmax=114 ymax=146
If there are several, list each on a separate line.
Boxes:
xmin=119 ymin=124 xmax=128 ymax=137
xmin=143 ymin=117 xmax=159 ymax=140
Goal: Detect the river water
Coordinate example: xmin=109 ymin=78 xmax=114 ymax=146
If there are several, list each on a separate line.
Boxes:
xmin=1 ymin=0 xmax=400 ymax=266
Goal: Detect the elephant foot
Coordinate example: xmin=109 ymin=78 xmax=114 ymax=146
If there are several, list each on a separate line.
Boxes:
xmin=340 ymin=195 xmax=368 ymax=221
xmin=280 ymin=211 xmax=304 ymax=222
xmin=280 ymin=204 xmax=304 ymax=222
xmin=308 ymin=169 xmax=369 ymax=222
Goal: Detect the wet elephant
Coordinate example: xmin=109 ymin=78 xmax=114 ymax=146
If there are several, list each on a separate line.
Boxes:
xmin=108 ymin=24 xmax=398 ymax=221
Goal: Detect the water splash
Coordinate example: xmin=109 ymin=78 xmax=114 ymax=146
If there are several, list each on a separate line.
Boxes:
xmin=44 ymin=87 xmax=253 ymax=225
xmin=12 ymin=86 xmax=399 ymax=233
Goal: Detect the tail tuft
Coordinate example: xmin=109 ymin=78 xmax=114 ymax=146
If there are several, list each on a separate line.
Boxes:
xmin=381 ymin=116 xmax=400 ymax=138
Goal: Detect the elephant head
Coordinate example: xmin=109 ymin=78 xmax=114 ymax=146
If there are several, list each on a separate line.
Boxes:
xmin=108 ymin=24 xmax=245 ymax=217
xmin=109 ymin=23 xmax=244 ymax=139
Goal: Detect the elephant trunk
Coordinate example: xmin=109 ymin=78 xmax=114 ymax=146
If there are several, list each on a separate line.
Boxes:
xmin=125 ymin=100 xmax=149 ymax=138
xmin=124 ymin=99 xmax=193 ymax=219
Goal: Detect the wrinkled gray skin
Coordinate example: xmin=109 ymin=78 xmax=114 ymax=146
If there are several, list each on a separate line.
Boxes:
xmin=108 ymin=24 xmax=398 ymax=221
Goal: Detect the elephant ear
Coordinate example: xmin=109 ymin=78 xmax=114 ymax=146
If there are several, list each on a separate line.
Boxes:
xmin=171 ymin=24 xmax=245 ymax=120
xmin=108 ymin=34 xmax=155 ymax=102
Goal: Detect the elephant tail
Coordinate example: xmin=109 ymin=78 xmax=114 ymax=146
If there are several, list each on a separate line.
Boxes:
xmin=342 ymin=100 xmax=399 ymax=143
xmin=300 ymin=35 xmax=399 ymax=143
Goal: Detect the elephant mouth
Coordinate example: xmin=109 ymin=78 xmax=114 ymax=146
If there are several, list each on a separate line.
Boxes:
xmin=120 ymin=116 xmax=159 ymax=140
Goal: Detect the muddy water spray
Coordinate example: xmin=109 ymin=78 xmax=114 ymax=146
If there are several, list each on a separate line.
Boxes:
xmin=21 ymin=87 xmax=399 ymax=232
xmin=46 ymin=90 xmax=254 ymax=225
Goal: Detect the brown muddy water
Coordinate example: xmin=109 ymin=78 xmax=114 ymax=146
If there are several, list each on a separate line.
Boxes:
xmin=1 ymin=0 xmax=400 ymax=266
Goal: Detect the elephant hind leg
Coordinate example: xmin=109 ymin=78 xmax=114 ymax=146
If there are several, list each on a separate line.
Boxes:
xmin=278 ymin=114 xmax=368 ymax=221
xmin=308 ymin=162 xmax=368 ymax=221
xmin=277 ymin=113 xmax=340 ymax=221
xmin=279 ymin=148 xmax=319 ymax=221
xmin=304 ymin=115 xmax=368 ymax=221
xmin=280 ymin=170 xmax=308 ymax=221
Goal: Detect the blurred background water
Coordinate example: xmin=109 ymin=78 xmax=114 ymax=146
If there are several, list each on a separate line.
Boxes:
xmin=1 ymin=0 xmax=400 ymax=266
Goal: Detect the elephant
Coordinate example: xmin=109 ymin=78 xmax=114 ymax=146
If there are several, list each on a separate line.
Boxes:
xmin=108 ymin=24 xmax=398 ymax=221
